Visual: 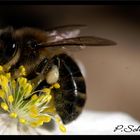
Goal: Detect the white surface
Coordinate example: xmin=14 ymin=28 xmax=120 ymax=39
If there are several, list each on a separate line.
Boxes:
xmin=66 ymin=110 xmax=140 ymax=135
xmin=0 ymin=110 xmax=140 ymax=135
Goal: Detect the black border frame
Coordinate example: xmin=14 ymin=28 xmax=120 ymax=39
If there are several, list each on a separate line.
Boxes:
xmin=0 ymin=0 xmax=139 ymax=137
xmin=0 ymin=0 xmax=139 ymax=5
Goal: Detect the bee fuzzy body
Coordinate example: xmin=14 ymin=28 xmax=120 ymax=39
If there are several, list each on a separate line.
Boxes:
xmin=0 ymin=26 xmax=116 ymax=124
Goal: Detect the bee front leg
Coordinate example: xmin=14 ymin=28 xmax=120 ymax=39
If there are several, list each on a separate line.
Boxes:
xmin=31 ymin=58 xmax=59 ymax=88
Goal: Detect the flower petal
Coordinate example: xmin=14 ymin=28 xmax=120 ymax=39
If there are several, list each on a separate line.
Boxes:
xmin=0 ymin=110 xmax=140 ymax=135
xmin=0 ymin=114 xmax=19 ymax=135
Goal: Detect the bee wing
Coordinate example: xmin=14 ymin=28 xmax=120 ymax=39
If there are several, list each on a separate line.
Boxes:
xmin=39 ymin=36 xmax=117 ymax=51
xmin=46 ymin=24 xmax=86 ymax=43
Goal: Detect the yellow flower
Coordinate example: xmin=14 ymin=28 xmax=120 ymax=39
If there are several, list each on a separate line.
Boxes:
xmin=0 ymin=65 xmax=66 ymax=133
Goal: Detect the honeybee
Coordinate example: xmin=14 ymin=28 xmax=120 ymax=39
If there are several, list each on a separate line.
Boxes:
xmin=0 ymin=25 xmax=116 ymax=124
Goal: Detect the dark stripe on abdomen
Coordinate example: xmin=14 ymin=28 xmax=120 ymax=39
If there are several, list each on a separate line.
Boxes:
xmin=53 ymin=53 xmax=86 ymax=124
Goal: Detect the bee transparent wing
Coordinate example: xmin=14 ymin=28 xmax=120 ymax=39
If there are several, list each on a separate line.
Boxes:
xmin=46 ymin=24 xmax=86 ymax=43
xmin=39 ymin=36 xmax=117 ymax=51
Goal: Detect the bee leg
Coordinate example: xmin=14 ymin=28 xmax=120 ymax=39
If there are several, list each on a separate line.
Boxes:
xmin=29 ymin=58 xmax=50 ymax=88
xmin=33 ymin=57 xmax=59 ymax=85
xmin=30 ymin=58 xmax=59 ymax=88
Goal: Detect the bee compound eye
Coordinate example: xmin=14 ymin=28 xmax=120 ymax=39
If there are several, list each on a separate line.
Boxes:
xmin=0 ymin=42 xmax=18 ymax=65
xmin=6 ymin=42 xmax=17 ymax=58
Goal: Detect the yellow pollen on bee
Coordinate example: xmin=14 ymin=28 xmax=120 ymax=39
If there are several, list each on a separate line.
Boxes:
xmin=1 ymin=102 xmax=8 ymax=111
xmin=9 ymin=112 xmax=17 ymax=118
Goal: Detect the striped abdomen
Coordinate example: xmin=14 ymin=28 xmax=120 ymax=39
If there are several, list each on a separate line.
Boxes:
xmin=53 ymin=53 xmax=86 ymax=124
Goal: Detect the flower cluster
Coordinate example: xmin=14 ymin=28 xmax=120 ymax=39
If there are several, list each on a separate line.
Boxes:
xmin=0 ymin=65 xmax=66 ymax=133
